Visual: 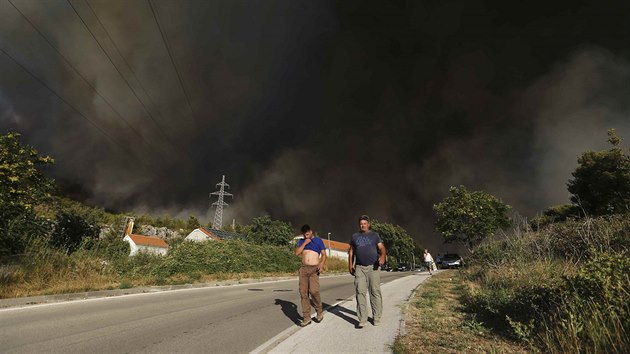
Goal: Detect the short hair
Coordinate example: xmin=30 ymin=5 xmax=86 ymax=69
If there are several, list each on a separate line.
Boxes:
xmin=358 ymin=215 xmax=370 ymax=222
xmin=301 ymin=224 xmax=311 ymax=233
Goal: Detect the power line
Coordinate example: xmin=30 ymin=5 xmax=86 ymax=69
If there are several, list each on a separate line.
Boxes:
xmin=65 ymin=0 xmax=186 ymax=160
xmin=7 ymin=0 xmax=165 ymax=160
xmin=147 ymin=0 xmax=198 ymax=128
xmin=83 ymin=0 xmax=183 ymax=151
xmin=0 ymin=45 xmax=147 ymax=168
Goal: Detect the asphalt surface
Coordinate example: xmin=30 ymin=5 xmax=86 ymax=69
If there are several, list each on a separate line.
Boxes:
xmin=0 ymin=272 xmax=417 ymax=353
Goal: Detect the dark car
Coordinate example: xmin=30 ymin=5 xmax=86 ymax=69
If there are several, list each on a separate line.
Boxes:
xmin=396 ymin=263 xmax=409 ymax=272
xmin=441 ymin=253 xmax=464 ymax=269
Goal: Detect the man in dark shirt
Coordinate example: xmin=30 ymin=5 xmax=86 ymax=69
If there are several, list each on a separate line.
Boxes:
xmin=348 ymin=215 xmax=387 ymax=328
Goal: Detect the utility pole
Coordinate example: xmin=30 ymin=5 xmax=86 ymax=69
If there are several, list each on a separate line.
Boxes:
xmin=327 ymin=232 xmax=331 ymax=257
xmin=210 ymin=175 xmax=233 ymax=229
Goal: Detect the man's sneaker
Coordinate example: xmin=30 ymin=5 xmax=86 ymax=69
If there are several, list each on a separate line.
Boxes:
xmin=357 ymin=322 xmax=367 ymax=328
xmin=300 ymin=319 xmax=311 ymax=327
xmin=316 ymin=313 xmax=324 ymax=322
xmin=373 ymin=318 xmax=381 ymax=326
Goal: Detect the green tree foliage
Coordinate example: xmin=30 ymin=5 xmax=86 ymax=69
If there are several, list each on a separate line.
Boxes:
xmin=567 ymin=129 xmax=630 ymax=216
xmin=530 ymin=204 xmax=583 ymax=230
xmin=186 ymin=215 xmax=200 ymax=231
xmin=0 ymin=132 xmax=55 ymax=256
xmin=434 ymin=185 xmax=511 ymax=252
xmin=371 ymin=221 xmax=417 ymax=265
xmin=43 ymin=197 xmax=109 ymax=253
xmin=243 ymin=215 xmax=294 ymax=246
xmin=0 ymin=132 xmax=54 ymax=212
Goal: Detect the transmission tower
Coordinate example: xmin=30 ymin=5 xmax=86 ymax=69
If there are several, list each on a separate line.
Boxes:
xmin=210 ymin=175 xmax=233 ymax=229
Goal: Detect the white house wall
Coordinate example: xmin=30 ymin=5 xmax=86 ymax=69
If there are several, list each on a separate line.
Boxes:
xmin=328 ymin=249 xmax=348 ymax=259
xmin=185 ymin=229 xmax=210 ymax=242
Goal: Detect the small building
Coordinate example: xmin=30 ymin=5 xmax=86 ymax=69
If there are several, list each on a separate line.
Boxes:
xmin=123 ymin=234 xmax=169 ymax=256
xmin=185 ymin=227 xmax=243 ymax=242
xmin=293 ymin=236 xmax=350 ymax=259
xmin=325 ymin=239 xmax=351 ymax=259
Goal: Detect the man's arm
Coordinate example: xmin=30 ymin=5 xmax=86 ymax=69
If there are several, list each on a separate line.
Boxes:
xmin=377 ymin=242 xmax=387 ymax=266
xmin=348 ymin=246 xmax=355 ymax=275
xmin=295 ymin=238 xmax=311 ymax=255
xmin=318 ymin=249 xmax=327 ymax=273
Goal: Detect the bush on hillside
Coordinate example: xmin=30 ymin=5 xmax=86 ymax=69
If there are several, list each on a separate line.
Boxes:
xmin=154 ymin=240 xmax=301 ymax=277
xmin=463 ymin=215 xmax=630 ymax=351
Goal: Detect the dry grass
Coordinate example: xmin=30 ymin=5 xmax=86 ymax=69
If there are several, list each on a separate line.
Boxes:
xmin=1 ymin=257 xmax=348 ymax=299
xmin=325 ymin=256 xmax=348 ymax=273
xmin=393 ymin=270 xmax=529 ymax=354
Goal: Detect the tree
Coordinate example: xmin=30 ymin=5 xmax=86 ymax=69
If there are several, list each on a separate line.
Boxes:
xmin=434 ymin=185 xmax=511 ymax=252
xmin=371 ymin=221 xmax=417 ymax=266
xmin=186 ymin=215 xmax=200 ymax=231
xmin=0 ymin=132 xmax=54 ymax=256
xmin=49 ymin=198 xmax=103 ymax=252
xmin=243 ymin=215 xmax=294 ymax=246
xmin=567 ymin=129 xmax=630 ymax=216
xmin=0 ymin=132 xmax=54 ymax=213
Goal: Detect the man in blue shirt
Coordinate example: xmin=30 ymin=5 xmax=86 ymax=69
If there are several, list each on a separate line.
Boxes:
xmin=295 ymin=224 xmax=327 ymax=327
xmin=348 ymin=215 xmax=387 ymax=328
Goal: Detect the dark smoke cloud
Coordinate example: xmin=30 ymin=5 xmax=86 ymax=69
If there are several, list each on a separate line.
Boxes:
xmin=1 ymin=0 xmax=629 ymax=252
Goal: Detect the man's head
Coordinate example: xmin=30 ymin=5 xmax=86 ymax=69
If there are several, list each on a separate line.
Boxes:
xmin=358 ymin=215 xmax=370 ymax=232
xmin=301 ymin=224 xmax=313 ymax=238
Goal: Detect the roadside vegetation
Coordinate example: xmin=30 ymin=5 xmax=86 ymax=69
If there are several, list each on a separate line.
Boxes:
xmin=398 ymin=129 xmax=629 ymax=353
xmin=393 ymin=271 xmax=527 ymax=353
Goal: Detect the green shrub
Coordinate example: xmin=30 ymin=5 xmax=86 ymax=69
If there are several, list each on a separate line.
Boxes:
xmin=154 ymin=240 xmax=301 ymax=278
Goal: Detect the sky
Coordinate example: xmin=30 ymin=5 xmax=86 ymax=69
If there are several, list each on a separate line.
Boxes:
xmin=1 ymin=0 xmax=629 ymax=252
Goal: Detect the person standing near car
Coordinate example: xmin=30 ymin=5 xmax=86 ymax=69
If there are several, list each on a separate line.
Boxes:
xmin=423 ymin=249 xmax=435 ymax=275
xmin=295 ymin=224 xmax=327 ymax=327
xmin=348 ymin=215 xmax=387 ymax=328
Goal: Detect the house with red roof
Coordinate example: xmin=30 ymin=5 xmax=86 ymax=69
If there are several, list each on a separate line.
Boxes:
xmin=123 ymin=234 xmax=169 ymax=256
xmin=185 ymin=227 xmax=244 ymax=242
xmin=121 ymin=217 xmax=169 ymax=256
xmin=185 ymin=227 xmax=222 ymax=242
xmin=293 ymin=236 xmax=350 ymax=259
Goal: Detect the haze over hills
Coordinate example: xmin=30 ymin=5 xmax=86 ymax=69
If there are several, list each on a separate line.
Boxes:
xmin=1 ymin=0 xmax=629 ymax=251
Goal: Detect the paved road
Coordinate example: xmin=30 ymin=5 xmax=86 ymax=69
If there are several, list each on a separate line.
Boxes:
xmin=0 ymin=272 xmax=411 ymax=353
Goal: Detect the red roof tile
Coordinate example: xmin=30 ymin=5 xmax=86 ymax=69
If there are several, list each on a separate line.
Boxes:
xmin=326 ymin=240 xmax=350 ymax=252
xmin=128 ymin=234 xmax=169 ymax=248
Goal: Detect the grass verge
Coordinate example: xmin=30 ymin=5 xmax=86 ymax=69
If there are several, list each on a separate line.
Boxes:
xmin=393 ymin=270 xmax=528 ymax=354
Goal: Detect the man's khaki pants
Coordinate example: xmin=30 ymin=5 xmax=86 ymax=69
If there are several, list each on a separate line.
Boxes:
xmin=354 ymin=264 xmax=383 ymax=324
xmin=299 ymin=265 xmax=322 ymax=320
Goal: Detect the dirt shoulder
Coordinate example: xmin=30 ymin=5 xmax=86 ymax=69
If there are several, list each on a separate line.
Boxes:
xmin=393 ymin=270 xmax=528 ymax=354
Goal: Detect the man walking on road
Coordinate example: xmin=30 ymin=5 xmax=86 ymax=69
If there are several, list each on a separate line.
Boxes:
xmin=348 ymin=215 xmax=387 ymax=328
xmin=295 ymin=224 xmax=327 ymax=327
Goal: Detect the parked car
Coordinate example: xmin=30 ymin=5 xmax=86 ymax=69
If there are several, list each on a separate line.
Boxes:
xmin=396 ymin=263 xmax=409 ymax=272
xmin=441 ymin=253 xmax=464 ymax=269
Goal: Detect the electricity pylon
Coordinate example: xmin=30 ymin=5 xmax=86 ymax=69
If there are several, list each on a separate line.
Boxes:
xmin=210 ymin=175 xmax=233 ymax=229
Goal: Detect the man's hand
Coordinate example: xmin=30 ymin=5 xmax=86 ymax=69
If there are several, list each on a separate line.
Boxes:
xmin=303 ymin=238 xmax=311 ymax=245
xmin=379 ymin=257 xmax=385 ymax=266
xmin=349 ymin=267 xmax=355 ymax=276
xmin=318 ymin=264 xmax=324 ymax=274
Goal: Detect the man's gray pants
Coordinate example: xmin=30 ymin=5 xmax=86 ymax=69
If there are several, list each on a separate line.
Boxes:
xmin=354 ymin=264 xmax=382 ymax=324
